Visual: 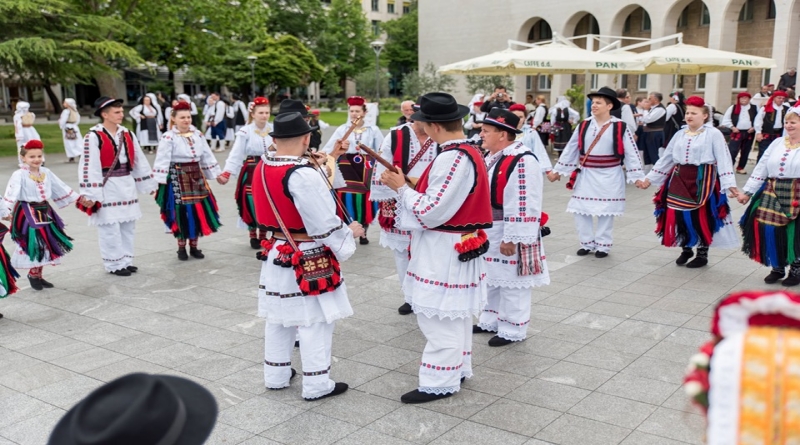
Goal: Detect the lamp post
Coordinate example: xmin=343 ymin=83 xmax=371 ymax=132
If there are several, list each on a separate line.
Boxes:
xmin=247 ymin=55 xmax=257 ymax=98
xmin=370 ymin=41 xmax=384 ymax=103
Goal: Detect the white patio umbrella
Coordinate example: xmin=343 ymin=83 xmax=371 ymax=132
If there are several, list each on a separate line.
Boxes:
xmin=632 ymin=43 xmax=776 ymax=74
xmin=437 ymin=42 xmax=646 ymax=75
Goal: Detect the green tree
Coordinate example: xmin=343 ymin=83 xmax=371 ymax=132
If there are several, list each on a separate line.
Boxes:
xmin=565 ymin=84 xmax=585 ymax=118
xmin=465 ymin=75 xmax=515 ymax=95
xmin=354 ymin=69 xmax=390 ymax=100
xmin=380 ymin=1 xmax=418 ymax=78
xmin=0 ymin=0 xmax=143 ymax=111
xmin=316 ymin=0 xmax=372 ymax=94
xmin=263 ymin=0 xmax=326 ymax=45
xmin=400 ymin=62 xmax=456 ymax=99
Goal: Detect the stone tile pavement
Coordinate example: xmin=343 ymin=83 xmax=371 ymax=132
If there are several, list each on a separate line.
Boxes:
xmin=0 ymin=147 xmax=771 ymax=444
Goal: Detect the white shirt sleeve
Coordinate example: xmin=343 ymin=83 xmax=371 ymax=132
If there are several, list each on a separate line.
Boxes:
xmin=643 ymin=106 xmax=666 ymax=124
xmin=754 ymin=107 xmax=766 ymax=134
xmin=620 ymin=105 xmax=637 ymax=133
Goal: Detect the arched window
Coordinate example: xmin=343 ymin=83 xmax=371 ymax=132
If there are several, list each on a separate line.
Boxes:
xmin=527 ymin=20 xmax=553 ymax=42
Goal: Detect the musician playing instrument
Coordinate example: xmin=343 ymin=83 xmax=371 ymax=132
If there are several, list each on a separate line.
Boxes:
xmin=322 ymin=97 xmax=382 ymax=244
xmin=370 ymin=103 xmax=438 ymax=315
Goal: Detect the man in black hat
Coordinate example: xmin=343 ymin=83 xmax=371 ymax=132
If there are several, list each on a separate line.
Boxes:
xmin=77 ymin=97 xmax=157 ymax=276
xmin=370 ymin=96 xmax=438 ymax=316
xmin=472 ymin=108 xmax=548 ymax=347
xmin=548 ymin=87 xmax=644 ymax=258
xmin=252 ymin=112 xmax=364 ymax=400
xmin=49 ymin=373 xmax=217 ymax=445
xmin=381 ymin=92 xmax=492 ymax=404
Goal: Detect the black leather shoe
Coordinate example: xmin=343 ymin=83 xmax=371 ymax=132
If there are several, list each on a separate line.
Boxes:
xmin=783 ymin=275 xmax=800 ymax=287
xmin=473 ymin=325 xmax=495 ymax=334
xmin=577 ymin=248 xmax=592 ymax=256
xmin=765 ymin=271 xmax=786 ymax=284
xmin=676 ymin=250 xmax=694 ymax=266
xmin=398 ymin=302 xmax=413 ymax=315
xmin=685 ymin=257 xmax=708 ymax=268
xmin=28 ymin=276 xmax=43 ymax=291
xmin=39 ymin=278 xmax=54 ymax=288
xmin=250 ymin=238 xmax=262 ymax=249
xmin=126 ymin=265 xmax=138 ymax=273
xmin=189 ymin=247 xmax=205 ymax=259
xmin=177 ymin=249 xmax=189 ymax=261
xmin=305 ymin=382 xmax=349 ymax=401
xmin=294 ymin=340 xmax=300 ymax=348
xmin=268 ymin=368 xmax=297 ymax=390
xmin=359 ymin=236 xmax=369 ymax=245
xmin=594 ymin=251 xmax=608 ymax=258
xmin=111 ymin=268 xmax=132 ymax=277
xmin=488 ymin=335 xmax=514 ymax=347
xmin=400 ymin=389 xmax=453 ymax=404
xmin=0 ymin=313 xmax=3 ymax=319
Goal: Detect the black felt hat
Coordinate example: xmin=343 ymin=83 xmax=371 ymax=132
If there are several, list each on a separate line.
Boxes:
xmin=277 ymin=99 xmax=309 ymax=117
xmin=410 ymin=92 xmax=470 ymax=122
xmin=482 ymin=108 xmax=522 ymax=134
xmin=587 ymin=87 xmax=621 ymax=111
xmin=269 ymin=111 xmax=317 ymax=138
xmin=93 ymin=96 xmax=124 ymax=117
xmin=48 ymin=373 xmax=217 ymax=445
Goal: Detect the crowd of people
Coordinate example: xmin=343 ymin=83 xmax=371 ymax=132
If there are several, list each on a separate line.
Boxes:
xmin=5 ymin=77 xmax=800 ymax=441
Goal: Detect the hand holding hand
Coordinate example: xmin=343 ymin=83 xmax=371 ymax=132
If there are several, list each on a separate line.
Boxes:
xmin=216 ymin=176 xmax=229 ymax=185
xmin=636 ymin=179 xmax=651 ymax=189
xmin=349 ymin=221 xmax=365 ymax=238
xmin=381 ymin=169 xmax=405 ymax=191
xmin=546 ymin=172 xmax=560 ymax=182
xmin=1 ymin=215 xmax=10 ymax=221
xmin=499 ymin=241 xmax=517 ymax=257
xmin=737 ymin=193 xmax=751 ymax=204
xmin=728 ymin=187 xmax=741 ymax=199
xmin=78 ymin=196 xmax=95 ymax=207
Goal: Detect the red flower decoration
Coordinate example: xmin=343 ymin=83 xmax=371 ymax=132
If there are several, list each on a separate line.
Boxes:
xmin=793 ymin=200 xmax=799 ymax=207
xmin=495 ymin=117 xmax=506 ymax=124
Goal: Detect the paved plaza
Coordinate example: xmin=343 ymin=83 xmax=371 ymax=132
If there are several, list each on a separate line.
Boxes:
xmin=0 ymin=141 xmax=769 ymax=445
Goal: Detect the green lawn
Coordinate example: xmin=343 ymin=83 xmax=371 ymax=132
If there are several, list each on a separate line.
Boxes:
xmin=0 ymin=111 xmax=403 ymax=158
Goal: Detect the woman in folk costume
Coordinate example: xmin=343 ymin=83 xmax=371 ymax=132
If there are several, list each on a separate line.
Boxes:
xmin=154 ymin=101 xmax=222 ymax=261
xmin=2 ymin=140 xmax=80 ymax=290
xmin=58 ymin=98 xmax=82 ymax=162
xmin=217 ymin=97 xmax=273 ymax=248
xmin=509 ymin=103 xmax=553 ymax=174
xmin=230 ymin=94 xmax=249 ymax=133
xmin=549 ymin=97 xmax=579 ymax=154
xmin=176 ymin=93 xmax=200 ymax=128
xmin=370 ymin=102 xmax=438 ymax=315
xmin=738 ymin=109 xmax=800 ymax=286
xmin=637 ymin=96 xmax=740 ymax=268
xmin=223 ymin=97 xmax=237 ymax=145
xmin=682 ymin=290 xmax=800 ymax=444
xmin=130 ymin=93 xmax=163 ymax=153
xmin=252 ymin=112 xmax=364 ymax=400
xmin=13 ymin=101 xmax=40 ymax=161
xmin=474 ymin=109 xmax=549 ymax=347
xmin=321 ymin=96 xmax=382 ymax=244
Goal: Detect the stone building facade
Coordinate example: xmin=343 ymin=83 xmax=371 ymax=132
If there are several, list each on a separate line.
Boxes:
xmin=419 ymin=0 xmax=798 ymax=109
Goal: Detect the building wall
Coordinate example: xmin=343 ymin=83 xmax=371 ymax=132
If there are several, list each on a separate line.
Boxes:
xmin=418 ymin=0 xmax=800 ymax=109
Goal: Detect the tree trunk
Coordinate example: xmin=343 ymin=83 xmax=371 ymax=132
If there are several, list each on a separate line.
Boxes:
xmin=94 ymin=71 xmax=119 ymax=98
xmin=43 ymin=83 xmax=62 ymax=114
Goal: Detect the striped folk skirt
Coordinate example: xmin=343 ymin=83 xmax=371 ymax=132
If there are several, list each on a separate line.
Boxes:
xmin=740 ymin=178 xmax=800 ymax=268
xmin=234 ymin=156 xmax=259 ymax=230
xmin=156 ymin=162 xmax=221 ymax=240
xmin=10 ymin=201 xmax=73 ymax=267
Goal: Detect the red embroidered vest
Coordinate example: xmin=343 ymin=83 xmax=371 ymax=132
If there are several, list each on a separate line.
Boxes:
xmin=490 ymin=153 xmax=530 ymax=209
xmin=94 ymin=129 xmax=136 ymax=170
xmin=415 ymin=143 xmax=492 ymax=232
xmin=252 ymin=162 xmax=313 ymax=234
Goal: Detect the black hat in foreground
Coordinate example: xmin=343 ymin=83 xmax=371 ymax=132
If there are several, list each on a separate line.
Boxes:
xmin=269 ymin=112 xmax=317 ymax=138
xmin=93 ymin=96 xmax=124 ymax=117
xmin=277 ymin=99 xmax=309 ymax=117
xmin=587 ymin=86 xmax=621 ymax=111
xmin=410 ymin=92 xmax=470 ymax=122
xmin=482 ymin=108 xmax=522 ymax=134
xmin=48 ymin=373 xmax=217 ymax=445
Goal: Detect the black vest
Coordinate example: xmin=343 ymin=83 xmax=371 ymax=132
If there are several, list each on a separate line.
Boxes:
xmin=762 ymin=104 xmax=790 ymax=135
xmin=234 ymin=103 xmax=246 ymax=126
xmin=731 ymin=105 xmax=757 ymax=128
xmin=647 ymin=104 xmax=667 ymax=129
xmin=555 ymin=108 xmax=570 ymax=123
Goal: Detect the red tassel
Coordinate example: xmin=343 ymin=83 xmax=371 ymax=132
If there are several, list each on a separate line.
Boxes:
xmin=663 ymin=209 xmax=676 ymax=247
xmin=196 ymin=202 xmax=213 ymax=236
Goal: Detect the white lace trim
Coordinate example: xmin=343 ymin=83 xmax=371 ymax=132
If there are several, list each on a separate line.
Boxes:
xmin=419 ymin=385 xmax=460 ymax=395
xmin=264 ymin=381 xmax=291 ymax=390
xmin=411 ymin=303 xmax=478 ymax=320
xmin=485 ymin=277 xmax=549 ymax=288
xmin=477 ymin=322 xmax=498 ymax=332
xmin=567 ymin=210 xmax=624 ymax=217
xmin=501 ymin=234 xmax=540 ymax=245
xmin=497 ymin=330 xmax=527 ymax=341
xmin=379 ymin=232 xmax=410 ymax=252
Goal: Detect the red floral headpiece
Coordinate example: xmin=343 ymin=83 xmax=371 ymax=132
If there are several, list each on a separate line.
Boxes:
xmin=685 ymin=96 xmax=706 ymax=108
xmin=347 ymin=96 xmax=365 ymax=106
xmin=253 ymin=97 xmax=269 ymax=106
xmin=24 ymin=140 xmax=44 ymax=149
xmin=508 ymin=104 xmax=526 ymax=113
xmin=173 ymin=101 xmax=192 ymax=111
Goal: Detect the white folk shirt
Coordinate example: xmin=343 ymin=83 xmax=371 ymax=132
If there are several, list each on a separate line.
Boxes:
xmin=553 ymin=117 xmax=645 ymax=216
xmin=80 ymin=124 xmax=157 ymax=226
xmin=483 ymin=143 xmax=549 ymax=289
xmin=223 ymin=122 xmax=274 ymax=175
xmin=58 ymin=109 xmax=83 ymax=158
xmin=744 ymin=137 xmax=800 ymax=194
xmin=721 ymin=104 xmax=754 ymax=131
xmin=532 ymin=104 xmax=548 ymax=128
xmin=755 ymin=106 xmax=785 ymax=133
xmin=369 ymin=123 xmax=438 ymax=252
xmin=2 ymin=165 xmax=77 ymax=217
xmin=394 ymin=141 xmax=487 ymax=319
xmin=519 ymin=125 xmax=553 ymax=173
xmin=321 ymin=123 xmax=383 ymax=156
xmin=257 ymin=156 xmax=355 ymax=326
xmin=154 ymin=128 xmax=222 ymax=183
